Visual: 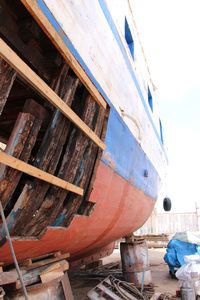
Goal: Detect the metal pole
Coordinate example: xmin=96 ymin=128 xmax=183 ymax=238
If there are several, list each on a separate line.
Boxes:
xmin=0 ymin=201 xmax=29 ymax=300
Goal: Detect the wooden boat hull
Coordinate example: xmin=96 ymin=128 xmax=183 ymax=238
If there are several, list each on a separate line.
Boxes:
xmin=0 ymin=0 xmax=166 ymax=265
xmin=0 ymin=160 xmax=154 ymax=264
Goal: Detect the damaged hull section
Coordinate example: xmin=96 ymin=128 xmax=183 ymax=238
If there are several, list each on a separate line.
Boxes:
xmin=0 ymin=0 xmax=167 ymax=264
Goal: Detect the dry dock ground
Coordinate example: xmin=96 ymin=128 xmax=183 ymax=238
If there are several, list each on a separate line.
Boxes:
xmin=70 ymin=248 xmax=179 ymax=299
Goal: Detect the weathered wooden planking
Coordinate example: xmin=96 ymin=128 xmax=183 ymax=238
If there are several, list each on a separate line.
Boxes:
xmin=62 ymin=106 xmax=106 ymax=226
xmin=20 ymin=95 xmax=98 ymax=235
xmin=0 ymin=38 xmax=105 ymax=150
xmin=0 ymin=58 xmax=16 ymax=116
xmin=78 ymin=108 xmax=109 ymax=217
xmin=21 ymin=0 xmax=107 ymax=110
xmin=0 ymin=112 xmax=41 ymax=208
xmin=0 ymin=0 xmax=58 ymax=83
xmin=23 ymin=99 xmax=50 ymax=126
xmin=11 ymin=66 xmax=80 ymax=235
xmin=22 ymin=95 xmax=101 ymax=236
xmin=0 ymin=152 xmax=83 ymax=195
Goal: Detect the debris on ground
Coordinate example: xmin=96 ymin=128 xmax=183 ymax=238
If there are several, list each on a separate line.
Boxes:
xmin=87 ymin=275 xmax=176 ymax=300
xmin=71 ymin=259 xmax=176 ymax=300
xmin=87 ymin=275 xmax=153 ymax=299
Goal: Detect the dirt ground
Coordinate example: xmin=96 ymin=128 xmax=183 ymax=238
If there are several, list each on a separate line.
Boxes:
xmin=69 ymin=248 xmax=179 ymax=299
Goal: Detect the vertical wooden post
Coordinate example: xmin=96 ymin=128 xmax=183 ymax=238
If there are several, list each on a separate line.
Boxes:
xmin=0 ymin=58 xmax=16 ymax=116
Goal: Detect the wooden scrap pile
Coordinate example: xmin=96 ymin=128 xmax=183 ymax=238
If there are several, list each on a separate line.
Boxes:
xmin=0 ymin=251 xmax=74 ymax=299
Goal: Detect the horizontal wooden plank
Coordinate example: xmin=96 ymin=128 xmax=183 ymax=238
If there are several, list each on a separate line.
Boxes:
xmin=0 ymin=38 xmax=106 ymax=151
xmin=20 ymin=0 xmax=107 ymax=110
xmin=0 ymin=152 xmax=83 ymax=196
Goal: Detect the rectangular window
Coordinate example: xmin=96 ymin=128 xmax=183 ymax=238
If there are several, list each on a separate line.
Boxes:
xmin=148 ymin=87 xmax=153 ymax=112
xmin=125 ymin=17 xmax=134 ymax=58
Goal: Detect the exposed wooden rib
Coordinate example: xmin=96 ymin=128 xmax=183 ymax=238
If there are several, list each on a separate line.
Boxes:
xmin=0 ymin=38 xmax=106 ymax=150
xmin=0 ymin=58 xmax=16 ymax=116
xmin=20 ymin=0 xmax=107 ymax=110
xmin=0 ymin=152 xmax=83 ymax=196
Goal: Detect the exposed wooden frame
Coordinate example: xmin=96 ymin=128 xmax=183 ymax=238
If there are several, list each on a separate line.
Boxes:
xmin=0 ymin=38 xmax=106 ymax=151
xmin=0 ymin=152 xmax=83 ymax=196
xmin=21 ymin=0 xmax=107 ymax=111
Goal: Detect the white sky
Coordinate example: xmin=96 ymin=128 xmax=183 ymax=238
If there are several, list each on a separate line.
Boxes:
xmin=133 ymin=0 xmax=200 ymax=212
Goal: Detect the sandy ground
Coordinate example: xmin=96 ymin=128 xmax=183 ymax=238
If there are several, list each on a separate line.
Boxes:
xmin=69 ymin=248 xmax=179 ymax=299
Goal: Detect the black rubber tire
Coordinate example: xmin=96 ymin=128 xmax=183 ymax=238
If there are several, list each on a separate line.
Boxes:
xmin=163 ymin=197 xmax=172 ymax=211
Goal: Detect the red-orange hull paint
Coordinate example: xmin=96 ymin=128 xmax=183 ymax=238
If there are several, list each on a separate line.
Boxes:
xmin=0 ymin=161 xmax=155 ymax=264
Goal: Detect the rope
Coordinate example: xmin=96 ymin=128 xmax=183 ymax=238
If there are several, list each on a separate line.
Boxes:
xmin=0 ymin=201 xmax=29 ymax=299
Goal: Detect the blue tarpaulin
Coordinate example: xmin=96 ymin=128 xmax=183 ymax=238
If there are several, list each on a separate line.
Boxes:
xmin=164 ymin=239 xmax=197 ymax=275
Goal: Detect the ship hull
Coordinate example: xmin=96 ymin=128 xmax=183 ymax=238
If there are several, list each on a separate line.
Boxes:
xmin=0 ymin=161 xmax=154 ymax=264
xmin=0 ymin=0 xmax=166 ymax=265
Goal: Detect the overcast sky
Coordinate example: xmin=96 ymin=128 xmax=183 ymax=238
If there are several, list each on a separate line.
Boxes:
xmin=133 ymin=0 xmax=200 ymax=212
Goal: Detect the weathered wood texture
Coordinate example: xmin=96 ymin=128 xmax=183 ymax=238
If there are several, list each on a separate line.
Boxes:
xmin=11 ymin=65 xmax=80 ymax=235
xmin=0 ymin=38 xmax=105 ymax=150
xmin=0 ymin=112 xmax=41 ymax=208
xmin=22 ymin=98 xmax=106 ymax=236
xmin=23 ymin=99 xmax=50 ymax=126
xmin=21 ymin=0 xmax=107 ymax=110
xmin=0 ymin=58 xmax=16 ymax=116
xmin=61 ymin=106 xmax=107 ymax=227
xmin=77 ymin=107 xmax=109 ymax=217
xmin=0 ymin=0 xmax=59 ymax=83
xmin=16 ymin=93 xmax=100 ymax=236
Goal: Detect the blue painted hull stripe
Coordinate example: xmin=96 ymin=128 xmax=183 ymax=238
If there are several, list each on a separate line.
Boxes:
xmin=102 ymin=107 xmax=160 ymax=200
xmin=98 ymin=0 xmax=167 ymax=159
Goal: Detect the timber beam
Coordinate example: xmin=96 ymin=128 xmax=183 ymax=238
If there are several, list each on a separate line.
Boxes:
xmin=0 ymin=152 xmax=83 ymax=196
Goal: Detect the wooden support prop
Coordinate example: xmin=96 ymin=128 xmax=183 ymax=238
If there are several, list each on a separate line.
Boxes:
xmin=61 ymin=272 xmax=74 ymax=300
xmin=20 ymin=0 xmax=107 ymax=111
xmin=0 ymin=152 xmax=83 ymax=196
xmin=0 ymin=38 xmax=106 ymax=150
